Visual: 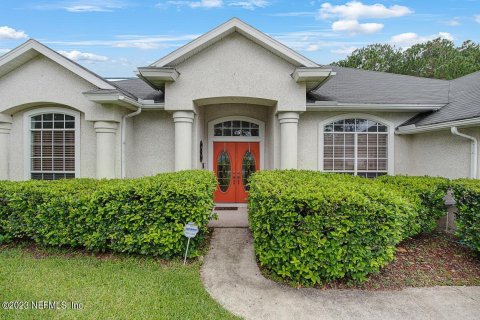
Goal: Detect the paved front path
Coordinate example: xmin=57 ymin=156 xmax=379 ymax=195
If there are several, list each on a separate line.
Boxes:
xmin=208 ymin=207 xmax=249 ymax=228
xmin=201 ymin=228 xmax=480 ymax=320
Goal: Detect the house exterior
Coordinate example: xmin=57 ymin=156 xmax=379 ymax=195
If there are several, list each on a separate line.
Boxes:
xmin=0 ymin=18 xmax=479 ymax=203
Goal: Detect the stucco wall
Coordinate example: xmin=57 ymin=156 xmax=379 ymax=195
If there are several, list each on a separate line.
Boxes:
xmin=298 ymin=111 xmax=417 ymax=173
xmin=406 ymin=128 xmax=480 ymax=178
xmin=194 ymin=107 xmax=205 ymax=169
xmin=127 ymin=111 xmax=175 ymax=177
xmin=165 ymin=32 xmax=306 ymax=112
xmin=0 ymin=55 xmax=125 ymax=179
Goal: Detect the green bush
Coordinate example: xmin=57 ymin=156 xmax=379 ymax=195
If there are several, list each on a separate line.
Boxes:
xmin=376 ymin=175 xmax=449 ymax=234
xmin=0 ymin=171 xmax=216 ymax=258
xmin=451 ymin=179 xmax=480 ymax=252
xmin=248 ymin=170 xmax=417 ymax=285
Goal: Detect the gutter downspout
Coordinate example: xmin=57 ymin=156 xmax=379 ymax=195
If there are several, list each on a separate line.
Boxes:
xmin=451 ymin=127 xmax=478 ymax=179
xmin=120 ymin=97 xmax=142 ymax=178
xmin=309 ymin=71 xmax=336 ymax=92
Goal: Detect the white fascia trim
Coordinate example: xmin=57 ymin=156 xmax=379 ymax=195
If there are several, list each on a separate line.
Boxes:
xmin=397 ymin=117 xmax=480 ymax=134
xmin=0 ymin=39 xmax=115 ymax=90
xmin=306 ymin=102 xmax=445 ymax=112
xmin=141 ymin=103 xmax=165 ymax=110
xmin=84 ymin=92 xmax=165 ymax=110
xmin=292 ymin=68 xmax=334 ymax=82
xmin=150 ymin=18 xmax=318 ymax=68
xmin=137 ymin=67 xmax=179 ymax=82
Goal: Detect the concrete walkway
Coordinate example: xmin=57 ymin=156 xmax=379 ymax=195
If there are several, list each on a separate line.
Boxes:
xmin=208 ymin=207 xmax=249 ymax=228
xmin=201 ymin=228 xmax=480 ymax=320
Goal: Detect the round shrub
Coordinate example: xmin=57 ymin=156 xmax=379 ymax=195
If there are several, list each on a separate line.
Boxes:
xmin=376 ymin=175 xmax=449 ymax=234
xmin=0 ymin=171 xmax=216 ymax=258
xmin=248 ymin=170 xmax=416 ymax=285
xmin=451 ymin=179 xmax=480 ymax=252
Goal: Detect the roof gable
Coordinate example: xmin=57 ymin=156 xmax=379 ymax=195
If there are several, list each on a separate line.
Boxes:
xmin=150 ymin=18 xmax=319 ymax=68
xmin=0 ymin=39 xmax=115 ymax=90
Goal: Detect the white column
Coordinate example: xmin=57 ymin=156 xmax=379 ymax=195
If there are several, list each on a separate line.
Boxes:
xmin=173 ymin=111 xmax=195 ymax=171
xmin=278 ymin=112 xmax=300 ymax=169
xmin=0 ymin=122 xmax=12 ymax=180
xmin=94 ymin=121 xmax=118 ymax=179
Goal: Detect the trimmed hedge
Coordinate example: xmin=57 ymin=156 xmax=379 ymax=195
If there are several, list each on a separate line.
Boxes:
xmin=248 ymin=170 xmax=417 ymax=285
xmin=451 ymin=179 xmax=480 ymax=252
xmin=0 ymin=170 xmax=216 ymax=257
xmin=376 ymin=175 xmax=449 ymax=234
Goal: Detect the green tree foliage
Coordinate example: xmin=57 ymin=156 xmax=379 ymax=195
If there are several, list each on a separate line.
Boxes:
xmin=334 ymin=38 xmax=480 ymax=80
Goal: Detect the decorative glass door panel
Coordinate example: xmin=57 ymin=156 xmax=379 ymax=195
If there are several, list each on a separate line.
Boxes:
xmin=213 ymin=142 xmax=260 ymax=203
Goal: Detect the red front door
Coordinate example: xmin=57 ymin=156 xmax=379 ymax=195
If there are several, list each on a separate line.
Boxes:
xmin=213 ymin=142 xmax=260 ymax=203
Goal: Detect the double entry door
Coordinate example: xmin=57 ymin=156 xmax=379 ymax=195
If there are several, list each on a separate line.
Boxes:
xmin=213 ymin=142 xmax=260 ymax=203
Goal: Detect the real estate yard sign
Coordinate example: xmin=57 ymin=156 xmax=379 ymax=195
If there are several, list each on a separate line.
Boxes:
xmin=183 ymin=222 xmax=199 ymax=265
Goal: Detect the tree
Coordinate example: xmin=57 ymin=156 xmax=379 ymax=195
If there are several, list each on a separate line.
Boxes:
xmin=333 ymin=44 xmax=403 ymax=73
xmin=333 ymin=39 xmax=480 ymax=80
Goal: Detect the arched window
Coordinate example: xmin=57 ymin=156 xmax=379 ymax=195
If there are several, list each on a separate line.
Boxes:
xmin=323 ymin=118 xmax=388 ymax=178
xmin=27 ymin=109 xmax=79 ymax=180
xmin=214 ymin=120 xmax=259 ymax=137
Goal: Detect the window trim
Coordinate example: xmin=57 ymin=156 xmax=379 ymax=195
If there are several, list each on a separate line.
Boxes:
xmin=318 ymin=113 xmax=394 ymax=175
xmin=23 ymin=107 xmax=81 ymax=180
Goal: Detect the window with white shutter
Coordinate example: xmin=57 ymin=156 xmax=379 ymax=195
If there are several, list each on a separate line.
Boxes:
xmin=29 ymin=112 xmax=77 ymax=180
xmin=323 ymin=118 xmax=388 ymax=178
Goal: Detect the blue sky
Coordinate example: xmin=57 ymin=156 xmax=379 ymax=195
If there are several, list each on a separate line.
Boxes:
xmin=0 ymin=0 xmax=479 ymax=77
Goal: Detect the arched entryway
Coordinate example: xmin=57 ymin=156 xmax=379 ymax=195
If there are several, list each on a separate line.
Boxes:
xmin=208 ymin=116 xmax=265 ymax=203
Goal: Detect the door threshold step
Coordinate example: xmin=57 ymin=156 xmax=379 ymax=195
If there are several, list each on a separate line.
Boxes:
xmin=214 ymin=206 xmax=239 ymax=211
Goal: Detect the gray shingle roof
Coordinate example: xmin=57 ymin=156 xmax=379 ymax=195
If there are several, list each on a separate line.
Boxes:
xmin=111 ymin=78 xmax=164 ymax=103
xmin=309 ymin=66 xmax=451 ymax=105
xmin=401 ymin=71 xmax=480 ymax=127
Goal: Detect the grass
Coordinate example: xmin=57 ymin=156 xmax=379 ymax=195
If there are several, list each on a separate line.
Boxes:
xmin=0 ymin=243 xmax=239 ymax=320
xmin=324 ymin=232 xmax=480 ymax=290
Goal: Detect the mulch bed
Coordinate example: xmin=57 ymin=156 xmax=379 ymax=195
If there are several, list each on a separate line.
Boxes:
xmin=323 ymin=232 xmax=480 ymax=290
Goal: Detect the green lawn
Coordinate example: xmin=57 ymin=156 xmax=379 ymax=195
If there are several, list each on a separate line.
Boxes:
xmin=0 ymin=244 xmax=239 ymax=320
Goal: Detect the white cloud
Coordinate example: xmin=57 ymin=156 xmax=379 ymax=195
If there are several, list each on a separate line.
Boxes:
xmin=113 ymin=35 xmax=200 ymax=49
xmin=0 ymin=26 xmax=28 ymax=40
xmin=445 ymin=18 xmax=460 ymax=26
xmin=34 ymin=0 xmax=129 ymax=12
xmin=319 ymin=1 xmax=413 ymax=20
xmin=164 ymin=0 xmax=223 ymax=8
xmin=0 ymin=48 xmax=11 ymax=55
xmin=318 ymin=1 xmax=411 ymax=36
xmin=270 ymin=30 xmax=366 ymax=53
xmin=269 ymin=11 xmax=315 ymax=17
xmin=58 ymin=50 xmax=109 ymax=62
xmin=46 ymin=34 xmax=200 ymax=50
xmin=229 ymin=0 xmax=269 ymax=10
xmin=331 ymin=46 xmax=357 ymax=55
xmin=332 ymin=19 xmax=383 ymax=34
xmin=475 ymin=15 xmax=480 ymax=24
xmin=160 ymin=0 xmax=268 ymax=9
xmin=390 ymin=32 xmax=453 ymax=48
xmin=113 ymin=41 xmax=161 ymax=49
xmin=190 ymin=0 xmax=223 ymax=8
